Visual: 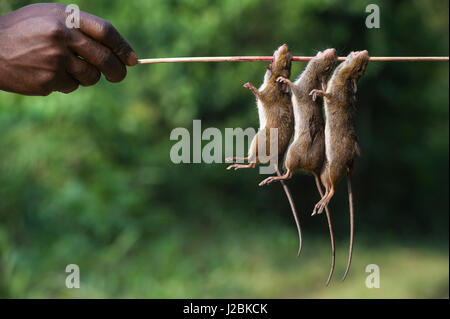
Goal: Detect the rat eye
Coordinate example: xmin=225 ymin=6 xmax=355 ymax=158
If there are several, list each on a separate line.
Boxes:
xmin=324 ymin=66 xmax=330 ymax=71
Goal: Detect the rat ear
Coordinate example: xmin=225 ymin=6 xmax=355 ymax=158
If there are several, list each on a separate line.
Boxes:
xmin=351 ymin=78 xmax=357 ymax=93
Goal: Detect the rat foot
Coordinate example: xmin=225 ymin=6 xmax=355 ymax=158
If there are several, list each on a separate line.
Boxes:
xmin=312 ymin=198 xmax=328 ymax=216
xmin=259 ymin=170 xmax=292 ymax=186
xmin=226 ymin=163 xmax=255 ymax=170
xmin=259 ymin=176 xmax=278 ymax=186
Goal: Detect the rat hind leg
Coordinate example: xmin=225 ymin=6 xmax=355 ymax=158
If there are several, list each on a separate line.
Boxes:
xmin=225 ymin=156 xmax=249 ymax=163
xmin=226 ymin=162 xmax=256 ymax=170
xmin=226 ymin=135 xmax=258 ymax=170
xmin=312 ymin=183 xmax=335 ymax=216
xmin=258 ymin=169 xmax=292 ymax=186
xmin=312 ymin=167 xmax=335 ymax=216
xmin=227 ymin=150 xmax=256 ymax=170
xmin=226 ymin=152 xmax=256 ymax=170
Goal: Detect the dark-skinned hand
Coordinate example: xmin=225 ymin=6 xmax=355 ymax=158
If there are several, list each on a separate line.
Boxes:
xmin=0 ymin=3 xmax=138 ymax=96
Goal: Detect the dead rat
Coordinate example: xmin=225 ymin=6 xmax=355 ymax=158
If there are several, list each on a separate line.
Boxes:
xmin=258 ymin=48 xmax=338 ymax=285
xmin=225 ymin=44 xmax=302 ymax=254
xmin=310 ymin=50 xmax=370 ymax=281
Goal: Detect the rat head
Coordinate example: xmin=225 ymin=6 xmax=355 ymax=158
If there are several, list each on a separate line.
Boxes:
xmin=308 ymin=48 xmax=338 ymax=91
xmin=335 ymin=50 xmax=369 ymax=93
xmin=265 ymin=44 xmax=292 ymax=83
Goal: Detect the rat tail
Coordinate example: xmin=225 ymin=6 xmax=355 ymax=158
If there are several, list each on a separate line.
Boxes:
xmin=314 ymin=174 xmax=335 ymax=286
xmin=275 ymin=166 xmax=302 ymax=257
xmin=342 ymin=174 xmax=354 ymax=281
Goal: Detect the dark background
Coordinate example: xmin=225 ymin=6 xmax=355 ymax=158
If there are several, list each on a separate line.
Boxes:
xmin=0 ymin=0 xmax=448 ymax=297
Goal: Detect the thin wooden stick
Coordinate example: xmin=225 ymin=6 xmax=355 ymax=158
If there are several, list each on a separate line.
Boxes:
xmin=138 ymin=56 xmax=449 ymax=64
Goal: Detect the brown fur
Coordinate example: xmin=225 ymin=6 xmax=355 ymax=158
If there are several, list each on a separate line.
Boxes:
xmin=227 ymin=44 xmax=294 ymax=168
xmin=250 ymin=45 xmax=293 ymax=164
xmin=311 ymin=50 xmax=369 ymax=282
xmin=258 ymin=48 xmax=338 ymax=285
xmin=285 ymin=49 xmax=337 ymax=175
xmin=318 ymin=51 xmax=369 ymax=195
xmin=226 ymin=45 xmax=303 ymax=256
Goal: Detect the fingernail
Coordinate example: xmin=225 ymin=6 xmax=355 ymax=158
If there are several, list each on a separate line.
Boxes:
xmin=128 ymin=51 xmax=138 ymax=66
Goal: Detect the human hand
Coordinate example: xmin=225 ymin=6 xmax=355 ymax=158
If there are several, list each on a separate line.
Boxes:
xmin=0 ymin=3 xmax=138 ymax=96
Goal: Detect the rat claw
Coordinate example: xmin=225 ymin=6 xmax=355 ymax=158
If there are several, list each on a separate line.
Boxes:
xmin=312 ymin=200 xmax=323 ymax=216
xmin=225 ymin=157 xmax=233 ymax=163
xmin=352 ymin=78 xmax=358 ymax=94
xmin=258 ymin=177 xmax=273 ymax=186
xmin=317 ymin=206 xmax=324 ymax=215
xmin=243 ymin=82 xmax=255 ymax=89
xmin=226 ymin=164 xmax=240 ymax=170
xmin=309 ymin=89 xmax=320 ymax=101
xmin=228 ymin=163 xmax=254 ymax=170
xmin=314 ymin=202 xmax=326 ymax=215
xmin=277 ymin=77 xmax=290 ymax=87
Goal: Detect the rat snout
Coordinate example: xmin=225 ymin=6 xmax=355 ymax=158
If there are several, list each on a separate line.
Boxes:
xmin=359 ymin=50 xmax=369 ymax=58
xmin=353 ymin=50 xmax=368 ymax=57
xmin=353 ymin=50 xmax=369 ymax=63
xmin=276 ymin=44 xmax=289 ymax=55
xmin=273 ymin=44 xmax=289 ymax=62
xmin=323 ymin=48 xmax=337 ymax=58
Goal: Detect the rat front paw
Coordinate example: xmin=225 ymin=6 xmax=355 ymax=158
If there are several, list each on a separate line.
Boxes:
xmin=309 ymin=89 xmax=321 ymax=101
xmin=276 ymin=77 xmax=291 ymax=93
xmin=276 ymin=76 xmax=288 ymax=84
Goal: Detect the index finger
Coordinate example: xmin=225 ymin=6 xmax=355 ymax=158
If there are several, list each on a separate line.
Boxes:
xmin=78 ymin=11 xmax=138 ymax=66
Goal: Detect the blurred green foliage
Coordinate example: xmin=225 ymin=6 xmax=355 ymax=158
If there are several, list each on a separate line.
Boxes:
xmin=0 ymin=0 xmax=448 ymax=298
